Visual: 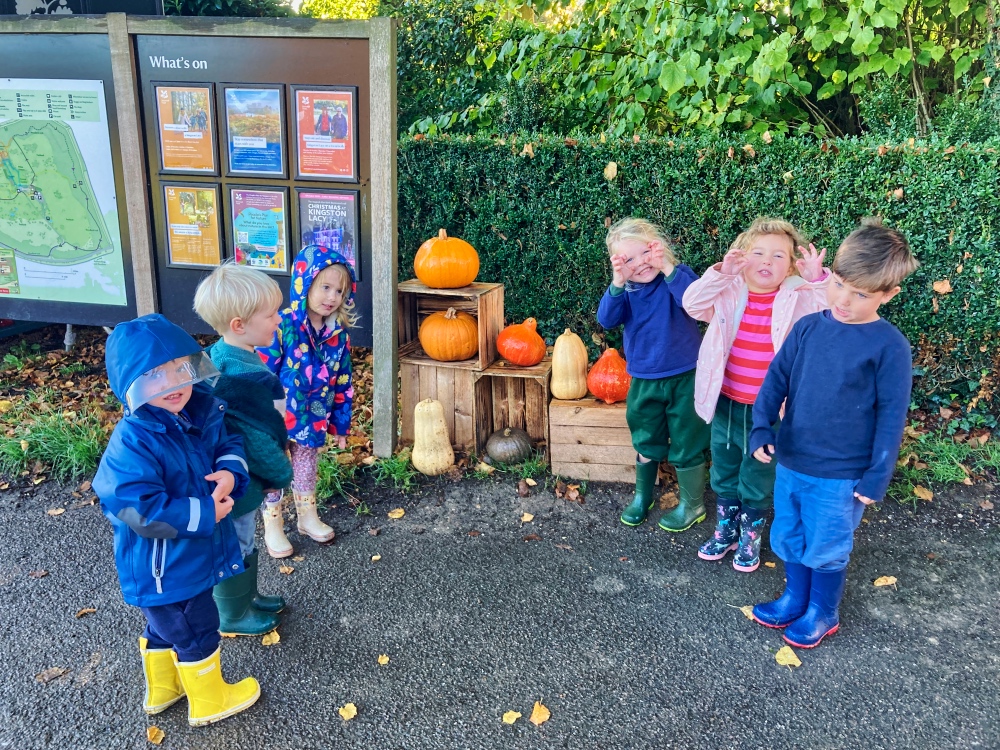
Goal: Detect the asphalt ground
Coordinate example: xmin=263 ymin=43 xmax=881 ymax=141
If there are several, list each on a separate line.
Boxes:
xmin=1 ymin=475 xmax=998 ymax=750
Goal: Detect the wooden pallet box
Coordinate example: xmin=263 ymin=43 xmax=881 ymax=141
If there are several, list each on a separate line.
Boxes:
xmin=473 ymin=355 xmax=552 ymax=458
xmin=549 ymin=397 xmax=635 ymax=483
xmin=399 ymin=359 xmax=492 ymax=452
xmin=397 ymin=279 xmax=504 ymax=371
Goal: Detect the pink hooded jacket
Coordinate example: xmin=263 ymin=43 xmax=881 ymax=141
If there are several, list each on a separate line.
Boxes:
xmin=682 ymin=263 xmax=830 ymax=423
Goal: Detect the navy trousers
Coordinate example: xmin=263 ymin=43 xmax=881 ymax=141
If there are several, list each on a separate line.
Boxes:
xmin=140 ymin=587 xmax=221 ymax=662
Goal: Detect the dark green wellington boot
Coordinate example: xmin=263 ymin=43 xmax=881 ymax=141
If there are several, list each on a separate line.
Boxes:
xmin=246 ymin=549 xmax=286 ymax=614
xmin=658 ymin=464 xmax=707 ymax=532
xmin=215 ymin=556 xmax=281 ymax=636
xmin=620 ymin=458 xmax=661 ymax=526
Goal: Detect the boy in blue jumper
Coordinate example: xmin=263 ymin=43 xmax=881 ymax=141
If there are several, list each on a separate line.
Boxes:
xmin=93 ymin=314 xmax=261 ymax=726
xmin=749 ymin=218 xmax=919 ymax=648
xmin=597 ymin=218 xmax=709 ymax=531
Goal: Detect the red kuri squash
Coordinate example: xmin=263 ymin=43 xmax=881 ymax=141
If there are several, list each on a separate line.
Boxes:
xmin=497 ymin=318 xmax=546 ymax=366
xmin=587 ymin=348 xmax=630 ymax=404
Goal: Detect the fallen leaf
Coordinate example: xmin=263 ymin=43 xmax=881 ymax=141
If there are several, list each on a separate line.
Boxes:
xmin=475 ymin=461 xmax=496 ymax=475
xmin=932 ymin=279 xmax=953 ymax=294
xmin=564 ymin=137 xmax=579 ymax=147
xmin=739 ymin=605 xmax=755 ymax=620
xmin=554 ymin=480 xmax=567 ymax=498
xmin=261 ymin=630 xmax=280 ymax=646
xmin=727 ymin=146 xmax=735 ymax=158
xmin=33 ymin=476 xmax=46 ymax=486
xmin=78 ymin=480 xmax=92 ymax=492
xmin=566 ymin=487 xmax=581 ymax=502
xmin=521 ymin=142 xmax=534 ymax=158
xmin=517 ymin=480 xmax=531 ymax=497
xmin=292 ymin=555 xmax=305 ymax=562
xmin=387 ymin=508 xmax=405 ymax=519
xmin=913 ymin=486 xmax=934 ymax=501
xmin=775 ymin=645 xmax=802 ymax=668
xmin=520 ymin=512 xmax=534 ymax=523
xmin=371 ymin=555 xmax=381 ymax=562
xmin=0 ymin=483 xmax=9 ymax=490
xmin=927 ymin=552 xmax=937 ymax=559
xmin=782 ymin=170 xmax=794 ymax=183
xmin=523 ymin=533 xmax=542 ymax=542
xmin=467 ymin=530 xmax=481 ymax=537
xmin=742 ymin=144 xmax=756 ymax=157
xmin=762 ymin=130 xmax=773 ymax=144
xmin=892 ymin=187 xmax=904 ymax=200
xmin=20 ymin=440 xmax=29 ymax=452
xmin=361 ymin=455 xmax=377 ymax=466
xmin=29 ymin=570 xmax=48 ymax=579
xmin=764 ymin=562 xmax=776 ymax=568
xmin=554 ymin=543 xmax=573 ymax=551
xmin=46 ymin=508 xmax=65 ymax=516
xmin=658 ymin=491 xmax=678 ymax=510
xmin=873 ymin=575 xmax=897 ymax=587
xmin=502 ymin=710 xmax=522 ymax=725
xmin=377 ymin=654 xmax=390 ymax=665
xmin=980 ymin=500 xmax=994 ymax=510
xmin=619 ymin=556 xmax=629 ymax=562
xmin=529 ymin=701 xmax=551 ymax=726
xmin=75 ymin=607 xmax=96 ymax=618
xmin=877 ymin=144 xmax=889 ymax=156
xmin=524 ymin=478 xmax=537 ymax=487
xmin=279 ymin=565 xmax=294 ymax=575
xmin=368 ymin=527 xmax=381 ymax=536
xmin=146 ymin=726 xmax=165 ymax=745
xmin=338 ymin=703 xmax=358 ymax=721
xmin=603 ymin=161 xmax=618 ymax=180
xmin=35 ymin=667 xmax=69 ymax=684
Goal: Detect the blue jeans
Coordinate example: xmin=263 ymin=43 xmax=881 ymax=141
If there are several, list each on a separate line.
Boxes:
xmin=770 ymin=464 xmax=866 ymax=572
xmin=141 ymin=587 xmax=220 ymax=662
xmin=232 ymin=512 xmax=257 ymax=559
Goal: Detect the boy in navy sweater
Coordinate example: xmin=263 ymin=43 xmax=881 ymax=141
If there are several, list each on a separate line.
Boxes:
xmin=748 ymin=218 xmax=919 ymax=648
xmin=597 ymin=218 xmax=709 ymax=531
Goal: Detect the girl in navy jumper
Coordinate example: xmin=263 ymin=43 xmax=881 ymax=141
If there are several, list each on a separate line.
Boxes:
xmin=596 ymin=218 xmax=709 ymax=531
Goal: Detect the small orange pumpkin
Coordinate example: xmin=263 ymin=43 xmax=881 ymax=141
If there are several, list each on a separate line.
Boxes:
xmin=497 ymin=318 xmax=546 ymax=366
xmin=587 ymin=348 xmax=631 ymax=404
xmin=418 ymin=307 xmax=479 ymax=362
xmin=414 ymin=229 xmax=480 ymax=289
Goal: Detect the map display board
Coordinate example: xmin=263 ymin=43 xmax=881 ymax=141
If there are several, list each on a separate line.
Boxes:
xmin=0 ymin=78 xmax=128 ymax=306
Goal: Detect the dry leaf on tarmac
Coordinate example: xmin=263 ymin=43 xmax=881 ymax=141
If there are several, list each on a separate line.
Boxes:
xmin=75 ymin=608 xmax=96 ymax=618
xmin=388 ymin=508 xmax=405 ymax=519
xmin=521 ymin=512 xmax=534 ymax=523
xmin=475 ymin=461 xmax=495 ymax=475
xmin=739 ymin=605 xmax=755 ymax=620
xmin=517 ymin=480 xmax=531 ymax=497
xmin=339 ymin=703 xmax=358 ymax=721
xmin=913 ymin=486 xmax=934 ymax=501
xmin=29 ymin=570 xmax=48 ymax=579
xmin=46 ymin=508 xmax=65 ymax=516
xmin=524 ymin=478 xmax=537 ymax=487
xmin=554 ymin=543 xmax=573 ymax=551
xmin=371 ymin=555 xmax=381 ymax=562
xmin=35 ymin=667 xmax=69 ymax=684
xmin=502 ymin=710 xmax=522 ymax=725
xmin=523 ymin=533 xmax=542 ymax=542
xmin=262 ymin=630 xmax=280 ymax=646
xmin=378 ymin=654 xmax=390 ymax=666
xmin=78 ymin=480 xmax=91 ymax=493
xmin=279 ymin=565 xmax=294 ymax=575
xmin=658 ymin=491 xmax=678 ymax=510
xmin=529 ymin=701 xmax=551 ymax=726
xmin=292 ymin=555 xmax=305 ymax=562
xmin=368 ymin=527 xmax=381 ymax=536
xmin=554 ymin=480 xmax=567 ymax=498
xmin=981 ymin=500 xmax=994 ymax=511
xmin=874 ymin=575 xmax=898 ymax=587
xmin=146 ymin=726 xmax=165 ymax=745
xmin=764 ymin=562 xmax=776 ymax=568
xmin=775 ymin=646 xmax=802 ymax=667
xmin=467 ymin=530 xmax=481 ymax=537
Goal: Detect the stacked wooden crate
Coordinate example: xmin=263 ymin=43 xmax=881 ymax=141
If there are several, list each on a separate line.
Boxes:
xmin=549 ymin=397 xmax=634 ymax=483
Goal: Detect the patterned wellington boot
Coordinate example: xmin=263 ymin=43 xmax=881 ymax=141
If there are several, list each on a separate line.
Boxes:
xmin=752 ymin=561 xmax=811 ymax=628
xmin=783 ymin=568 xmax=848 ymax=648
xmin=294 ymin=491 xmax=336 ymax=543
xmin=620 ymin=458 xmax=661 ymax=526
xmin=697 ymin=499 xmax=741 ymax=560
xmin=261 ymin=500 xmax=293 ymax=559
xmin=732 ymin=506 xmax=767 ymax=572
xmin=658 ymin=464 xmax=707 ymax=532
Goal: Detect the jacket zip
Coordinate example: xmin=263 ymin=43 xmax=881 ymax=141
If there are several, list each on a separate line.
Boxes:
xmin=151 ymin=538 xmax=165 ymax=594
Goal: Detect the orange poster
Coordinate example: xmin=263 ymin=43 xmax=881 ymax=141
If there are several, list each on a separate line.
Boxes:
xmin=294 ymin=88 xmax=356 ymax=181
xmin=164 ymin=185 xmax=221 ymax=268
xmin=156 ymin=85 xmax=216 ymax=173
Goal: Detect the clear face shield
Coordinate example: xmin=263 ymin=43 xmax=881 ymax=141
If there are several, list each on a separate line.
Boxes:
xmin=124 ymin=352 xmax=220 ymax=412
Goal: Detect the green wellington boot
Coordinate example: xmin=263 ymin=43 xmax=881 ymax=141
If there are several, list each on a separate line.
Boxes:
xmin=214 ymin=554 xmax=281 ymax=637
xmin=658 ymin=463 xmax=707 ymax=532
xmin=245 ymin=549 xmax=286 ymax=614
xmin=620 ymin=457 xmax=661 ymax=526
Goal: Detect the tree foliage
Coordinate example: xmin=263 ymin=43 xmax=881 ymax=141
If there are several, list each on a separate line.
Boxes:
xmin=299 ymin=0 xmax=379 ymax=19
xmin=163 ymin=0 xmax=292 ymax=16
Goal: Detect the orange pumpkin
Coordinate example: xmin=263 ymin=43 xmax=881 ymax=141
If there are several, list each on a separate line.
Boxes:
xmin=414 ymin=229 xmax=480 ymax=289
xmin=418 ymin=307 xmax=479 ymax=362
xmin=497 ymin=318 xmax=546 ymax=366
xmin=587 ymin=348 xmax=631 ymax=404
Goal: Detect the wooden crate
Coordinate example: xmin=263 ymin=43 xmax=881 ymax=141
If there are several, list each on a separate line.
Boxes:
xmin=397 ymin=279 xmax=504 ymax=371
xmin=399 ymin=359 xmax=492 ymax=451
xmin=549 ymin=397 xmax=635 ymax=483
xmin=473 ymin=355 xmax=552 ymax=458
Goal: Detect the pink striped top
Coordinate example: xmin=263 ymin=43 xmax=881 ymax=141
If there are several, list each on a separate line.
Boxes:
xmin=721 ymin=290 xmax=778 ymax=404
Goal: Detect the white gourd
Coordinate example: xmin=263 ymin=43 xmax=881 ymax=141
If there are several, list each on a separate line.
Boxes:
xmin=411 ymin=399 xmax=455 ymax=476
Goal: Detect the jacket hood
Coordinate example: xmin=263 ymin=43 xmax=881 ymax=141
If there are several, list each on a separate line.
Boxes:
xmin=105 ymin=314 xmax=203 ymax=405
xmin=289 ymin=244 xmax=356 ymax=321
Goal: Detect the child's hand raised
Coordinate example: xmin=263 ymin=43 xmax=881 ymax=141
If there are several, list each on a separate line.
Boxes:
xmin=610 ymin=254 xmax=632 ymax=287
xmin=205 ymin=469 xmax=236 ymax=504
xmin=646 ymin=242 xmax=675 ymax=277
xmin=721 ymin=247 xmax=749 ymax=276
xmin=795 ymin=243 xmax=827 ymax=282
xmin=752 ymin=445 xmax=774 ymax=464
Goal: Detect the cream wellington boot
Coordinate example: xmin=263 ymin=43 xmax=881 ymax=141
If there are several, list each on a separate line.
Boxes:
xmin=293 ymin=491 xmax=335 ymax=543
xmin=139 ymin=637 xmax=184 ymax=714
xmin=172 ymin=649 xmax=260 ymax=727
xmin=261 ymin=500 xmax=293 ymax=559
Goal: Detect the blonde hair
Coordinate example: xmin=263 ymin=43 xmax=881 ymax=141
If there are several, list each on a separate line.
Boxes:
xmin=312 ymin=263 xmax=359 ymax=330
xmin=730 ymin=217 xmax=807 ymax=276
xmin=832 ymin=217 xmax=919 ymax=292
xmin=193 ymin=262 xmax=283 ymax=334
xmin=605 ymin=217 xmax=679 ymax=268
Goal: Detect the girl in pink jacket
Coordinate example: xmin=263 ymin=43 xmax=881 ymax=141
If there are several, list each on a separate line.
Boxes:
xmin=682 ymin=218 xmax=830 ymax=571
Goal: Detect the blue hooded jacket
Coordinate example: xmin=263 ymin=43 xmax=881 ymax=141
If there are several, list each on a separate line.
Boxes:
xmin=93 ymin=314 xmax=250 ymax=608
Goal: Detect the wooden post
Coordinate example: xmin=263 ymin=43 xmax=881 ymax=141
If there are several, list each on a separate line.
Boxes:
xmin=368 ymin=17 xmax=398 ymax=457
xmin=106 ymin=13 xmax=157 ymax=316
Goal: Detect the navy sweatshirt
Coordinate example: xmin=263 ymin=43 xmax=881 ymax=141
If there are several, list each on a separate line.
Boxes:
xmin=749 ymin=311 xmax=912 ymax=501
xmin=596 ymin=265 xmax=701 ymax=379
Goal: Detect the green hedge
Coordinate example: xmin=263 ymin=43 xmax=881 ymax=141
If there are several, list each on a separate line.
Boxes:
xmin=397 ymin=134 xmax=1000 ymax=421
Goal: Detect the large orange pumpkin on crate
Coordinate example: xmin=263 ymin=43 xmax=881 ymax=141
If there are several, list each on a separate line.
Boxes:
xmin=414 ymin=229 xmax=480 ymax=288
xmin=587 ymin=348 xmax=630 ymax=403
xmin=418 ymin=307 xmax=479 ymax=362
xmin=497 ymin=318 xmax=546 ymax=367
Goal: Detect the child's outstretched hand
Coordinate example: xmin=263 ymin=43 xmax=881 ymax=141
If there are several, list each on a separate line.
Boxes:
xmin=646 ymin=242 xmax=675 ymax=277
xmin=752 ymin=445 xmax=774 ymax=464
xmin=796 ymin=243 xmax=827 ymax=282
xmin=206 ymin=469 xmax=236 ymax=504
xmin=721 ymin=247 xmax=749 ymax=276
xmin=854 ymin=492 xmax=876 ymax=506
xmin=610 ymin=253 xmax=632 ymax=287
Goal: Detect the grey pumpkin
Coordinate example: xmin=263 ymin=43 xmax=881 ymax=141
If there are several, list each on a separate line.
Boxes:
xmin=485 ymin=427 xmax=534 ymax=464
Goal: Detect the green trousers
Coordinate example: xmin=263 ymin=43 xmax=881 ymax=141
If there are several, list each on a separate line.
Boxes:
xmin=625 ymin=370 xmax=709 ymax=469
xmin=709 ymin=394 xmax=777 ymax=510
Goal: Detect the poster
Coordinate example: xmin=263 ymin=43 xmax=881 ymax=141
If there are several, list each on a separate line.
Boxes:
xmin=298 ymin=191 xmax=359 ymax=276
xmin=231 ymin=188 xmax=287 ymax=274
xmin=294 ymin=88 xmax=356 ymax=181
xmin=224 ymin=87 xmax=284 ymax=176
xmin=155 ymin=84 xmax=215 ymax=173
xmin=0 ymin=78 xmax=127 ymax=306
xmin=163 ymin=184 xmax=221 ymax=268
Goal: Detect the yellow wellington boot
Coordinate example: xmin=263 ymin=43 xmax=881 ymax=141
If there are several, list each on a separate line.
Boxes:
xmin=139 ymin=637 xmax=184 ymax=715
xmin=172 ymin=648 xmax=260 ymax=727
xmin=293 ymin=491 xmax=335 ymax=543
